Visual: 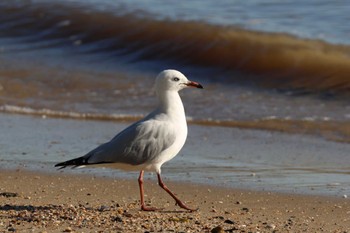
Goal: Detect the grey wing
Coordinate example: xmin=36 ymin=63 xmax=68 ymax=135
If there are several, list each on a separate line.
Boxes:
xmin=84 ymin=119 xmax=176 ymax=165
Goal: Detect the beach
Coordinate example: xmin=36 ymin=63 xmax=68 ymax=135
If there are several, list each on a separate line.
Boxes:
xmin=1 ymin=169 xmax=350 ymax=233
xmin=0 ymin=113 xmax=349 ymax=232
xmin=1 ymin=0 xmax=350 ymax=232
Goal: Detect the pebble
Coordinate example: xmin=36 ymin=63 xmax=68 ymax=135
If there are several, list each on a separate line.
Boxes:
xmin=224 ymin=219 xmax=235 ymax=224
xmin=211 ymin=226 xmax=224 ymax=233
xmin=98 ymin=205 xmax=110 ymax=212
xmin=266 ymin=224 xmax=276 ymax=229
xmin=0 ymin=192 xmax=18 ymax=198
xmin=112 ymin=216 xmax=123 ymax=222
xmin=169 ymin=217 xmax=189 ymax=222
xmin=123 ymin=212 xmax=133 ymax=218
xmin=343 ymin=194 xmax=347 ymax=198
xmin=63 ymin=227 xmax=73 ymax=232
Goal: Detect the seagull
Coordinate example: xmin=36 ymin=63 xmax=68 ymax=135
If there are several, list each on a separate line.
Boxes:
xmin=55 ymin=69 xmax=203 ymax=211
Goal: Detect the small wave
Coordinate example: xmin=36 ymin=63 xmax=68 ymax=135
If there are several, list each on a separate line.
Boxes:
xmin=1 ymin=105 xmax=349 ymax=143
xmin=0 ymin=105 xmax=142 ymax=122
xmin=1 ymin=1 xmax=350 ymax=94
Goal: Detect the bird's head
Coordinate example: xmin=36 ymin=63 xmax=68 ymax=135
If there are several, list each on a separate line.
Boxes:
xmin=155 ymin=69 xmax=203 ymax=93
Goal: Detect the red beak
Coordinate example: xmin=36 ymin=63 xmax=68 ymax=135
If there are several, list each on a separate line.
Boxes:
xmin=186 ymin=81 xmax=203 ymax=89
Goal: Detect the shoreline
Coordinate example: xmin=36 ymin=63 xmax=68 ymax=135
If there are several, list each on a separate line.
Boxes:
xmin=1 ymin=169 xmax=349 ymax=232
xmin=1 ymin=105 xmax=350 ymax=143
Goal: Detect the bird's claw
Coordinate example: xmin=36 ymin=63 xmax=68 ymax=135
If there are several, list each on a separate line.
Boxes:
xmin=175 ymin=201 xmax=199 ymax=212
xmin=141 ymin=205 xmax=164 ymax=211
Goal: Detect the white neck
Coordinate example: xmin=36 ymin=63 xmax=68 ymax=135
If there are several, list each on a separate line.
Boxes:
xmin=157 ymin=90 xmax=185 ymax=119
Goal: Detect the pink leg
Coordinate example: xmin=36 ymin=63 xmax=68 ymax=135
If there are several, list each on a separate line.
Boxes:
xmin=157 ymin=173 xmax=198 ymax=211
xmin=138 ymin=170 xmax=159 ymax=211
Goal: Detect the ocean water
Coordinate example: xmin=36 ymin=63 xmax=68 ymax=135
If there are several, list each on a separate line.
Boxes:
xmin=0 ymin=0 xmax=349 ymax=195
xmin=81 ymin=0 xmax=350 ymax=45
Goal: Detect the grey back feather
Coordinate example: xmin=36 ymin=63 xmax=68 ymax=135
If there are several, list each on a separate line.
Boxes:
xmin=85 ymin=113 xmax=177 ymax=165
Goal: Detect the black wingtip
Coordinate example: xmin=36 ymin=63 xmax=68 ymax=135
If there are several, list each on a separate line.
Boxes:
xmin=54 ymin=162 xmax=66 ymax=167
xmin=54 ymin=157 xmax=87 ymax=169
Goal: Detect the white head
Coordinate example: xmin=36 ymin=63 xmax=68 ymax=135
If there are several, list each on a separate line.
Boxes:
xmin=155 ymin=69 xmax=203 ymax=93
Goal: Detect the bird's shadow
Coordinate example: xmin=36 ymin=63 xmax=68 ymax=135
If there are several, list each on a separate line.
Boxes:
xmin=158 ymin=210 xmax=191 ymax=213
xmin=0 ymin=204 xmax=59 ymax=212
xmin=156 ymin=207 xmax=200 ymax=213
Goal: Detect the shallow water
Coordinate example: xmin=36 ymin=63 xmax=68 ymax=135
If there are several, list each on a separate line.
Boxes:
xmin=1 ymin=113 xmax=349 ymax=197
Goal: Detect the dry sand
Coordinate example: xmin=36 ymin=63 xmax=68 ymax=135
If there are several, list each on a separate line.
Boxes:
xmin=0 ymin=169 xmax=349 ymax=233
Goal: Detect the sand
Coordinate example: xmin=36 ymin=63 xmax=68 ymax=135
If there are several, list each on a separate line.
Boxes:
xmin=0 ymin=169 xmax=349 ymax=233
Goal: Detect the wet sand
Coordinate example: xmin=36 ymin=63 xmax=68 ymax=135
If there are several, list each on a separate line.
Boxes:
xmin=1 ymin=113 xmax=350 ymax=197
xmin=0 ymin=169 xmax=349 ymax=233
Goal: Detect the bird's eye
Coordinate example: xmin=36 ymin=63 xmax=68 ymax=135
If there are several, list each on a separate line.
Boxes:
xmin=172 ymin=77 xmax=180 ymax=82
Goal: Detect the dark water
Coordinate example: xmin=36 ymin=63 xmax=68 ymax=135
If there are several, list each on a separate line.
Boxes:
xmin=0 ymin=0 xmax=349 ymax=195
xmin=1 ymin=0 xmax=350 ymax=93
